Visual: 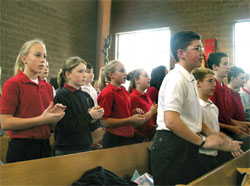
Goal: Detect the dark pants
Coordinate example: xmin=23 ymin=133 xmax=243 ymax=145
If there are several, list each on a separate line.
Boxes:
xmin=151 ymin=130 xmax=199 ymax=186
xmin=102 ymin=131 xmax=136 ymax=149
xmin=198 ymin=153 xmax=218 ymax=177
xmin=6 ymin=138 xmax=51 ymax=163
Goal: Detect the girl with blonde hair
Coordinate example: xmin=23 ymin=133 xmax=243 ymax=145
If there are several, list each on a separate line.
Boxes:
xmin=0 ymin=39 xmax=65 ymax=163
xmin=97 ymin=60 xmax=145 ymax=148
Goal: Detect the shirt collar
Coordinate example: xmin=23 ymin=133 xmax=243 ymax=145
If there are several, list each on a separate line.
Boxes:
xmin=242 ymin=88 xmax=250 ymax=95
xmin=131 ymin=88 xmax=145 ymax=97
xmin=107 ymin=83 xmax=123 ymax=91
xmin=175 ymin=64 xmax=195 ymax=82
xmin=18 ymin=70 xmax=42 ymax=84
xmin=64 ymin=83 xmax=81 ymax=92
xmin=199 ymin=98 xmax=213 ymax=107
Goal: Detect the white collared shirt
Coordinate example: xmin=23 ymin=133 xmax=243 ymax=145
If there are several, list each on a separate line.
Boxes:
xmin=199 ymin=98 xmax=219 ymax=156
xmin=157 ymin=64 xmax=202 ymax=133
xmin=81 ymin=83 xmax=98 ymax=106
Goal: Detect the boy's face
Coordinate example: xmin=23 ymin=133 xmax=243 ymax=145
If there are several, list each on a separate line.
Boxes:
xmin=85 ymin=69 xmax=94 ymax=83
xmin=198 ymin=73 xmax=216 ymax=97
xmin=180 ymin=40 xmax=205 ymax=72
xmin=245 ymin=79 xmax=250 ymax=91
xmin=214 ymin=57 xmax=230 ymax=78
xmin=232 ymin=73 xmax=245 ymax=89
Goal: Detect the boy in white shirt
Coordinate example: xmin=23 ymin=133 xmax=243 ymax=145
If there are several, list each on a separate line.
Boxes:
xmin=192 ymin=67 xmax=243 ymax=177
xmin=81 ymin=63 xmax=98 ymax=106
xmin=150 ymin=31 xmax=242 ymax=186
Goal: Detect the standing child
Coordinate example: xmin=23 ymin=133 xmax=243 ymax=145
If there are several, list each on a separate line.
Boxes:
xmin=150 ymin=31 xmax=241 ymax=185
xmin=0 ymin=39 xmax=65 ymax=163
xmin=97 ymin=60 xmax=145 ymax=148
xmin=54 ymin=56 xmax=104 ymax=156
xmin=81 ymin=63 xmax=98 ymax=106
xmin=192 ymin=67 xmax=243 ymax=177
xmin=128 ymin=69 xmax=157 ymax=142
xmin=207 ymin=52 xmax=250 ymax=164
xmin=240 ymin=73 xmax=250 ymax=121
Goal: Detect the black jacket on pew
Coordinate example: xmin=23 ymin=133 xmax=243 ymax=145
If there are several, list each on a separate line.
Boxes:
xmin=54 ymin=86 xmax=100 ymax=151
xmin=72 ymin=166 xmax=137 ymax=186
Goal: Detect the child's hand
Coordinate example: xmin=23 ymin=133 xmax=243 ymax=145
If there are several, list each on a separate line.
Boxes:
xmin=41 ymin=102 xmax=66 ymax=124
xmin=132 ymin=108 xmax=144 ymax=115
xmin=150 ymin=103 xmax=158 ymax=115
xmin=231 ymin=149 xmax=245 ymax=157
xmin=130 ymin=114 xmax=145 ymax=128
xmin=89 ymin=106 xmax=104 ymax=120
xmin=218 ymin=140 xmax=243 ymax=152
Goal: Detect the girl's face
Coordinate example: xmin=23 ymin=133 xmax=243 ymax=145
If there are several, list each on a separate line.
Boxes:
xmin=93 ymin=81 xmax=99 ymax=90
xmin=136 ymin=70 xmax=150 ymax=90
xmin=40 ymin=61 xmax=49 ymax=80
xmin=85 ymin=68 xmax=94 ymax=84
xmin=109 ymin=62 xmax=127 ymax=87
xmin=66 ymin=62 xmax=86 ymax=89
xmin=22 ymin=43 xmax=47 ymax=77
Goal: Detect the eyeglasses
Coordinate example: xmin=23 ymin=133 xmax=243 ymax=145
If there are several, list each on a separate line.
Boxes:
xmin=204 ymin=78 xmax=215 ymax=84
xmin=186 ymin=46 xmax=204 ymax=52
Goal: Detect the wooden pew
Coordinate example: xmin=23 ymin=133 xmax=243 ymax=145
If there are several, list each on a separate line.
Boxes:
xmin=0 ymin=141 xmax=153 ymax=186
xmin=0 ymin=135 xmax=9 ymax=163
xmin=187 ymin=150 xmax=250 ymax=186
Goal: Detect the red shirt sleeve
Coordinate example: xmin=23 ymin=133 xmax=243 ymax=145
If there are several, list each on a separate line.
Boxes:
xmin=0 ymin=79 xmax=19 ymax=114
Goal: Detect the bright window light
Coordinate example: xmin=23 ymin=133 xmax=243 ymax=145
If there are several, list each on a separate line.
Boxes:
xmin=116 ymin=28 xmax=171 ymax=76
xmin=234 ymin=20 xmax=250 ymax=73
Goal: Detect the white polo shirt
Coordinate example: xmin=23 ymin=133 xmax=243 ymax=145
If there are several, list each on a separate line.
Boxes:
xmin=199 ymin=98 xmax=219 ymax=156
xmin=81 ymin=83 xmax=98 ymax=106
xmin=156 ymin=64 xmax=202 ymax=133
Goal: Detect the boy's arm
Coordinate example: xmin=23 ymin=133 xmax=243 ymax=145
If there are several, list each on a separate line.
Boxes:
xmin=219 ymin=122 xmax=249 ymax=136
xmin=164 ymin=111 xmax=203 ymax=145
xmin=165 ymin=111 xmax=228 ymax=149
xmin=201 ymin=122 xmax=217 ymax=136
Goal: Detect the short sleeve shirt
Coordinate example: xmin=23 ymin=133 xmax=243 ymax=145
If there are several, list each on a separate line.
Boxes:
xmin=97 ymin=83 xmax=134 ymax=137
xmin=156 ymin=64 xmax=202 ymax=133
xmin=199 ymin=99 xmax=219 ymax=156
xmin=130 ymin=89 xmax=156 ymax=137
xmin=0 ymin=71 xmax=53 ymax=139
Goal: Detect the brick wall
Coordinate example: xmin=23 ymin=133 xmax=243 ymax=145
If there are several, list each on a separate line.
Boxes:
xmin=0 ymin=0 xmax=98 ymax=88
xmin=110 ymin=0 xmax=250 ymax=67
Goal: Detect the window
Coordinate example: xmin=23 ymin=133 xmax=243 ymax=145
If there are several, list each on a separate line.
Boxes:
xmin=116 ymin=28 xmax=171 ymax=76
xmin=234 ymin=20 xmax=250 ymax=73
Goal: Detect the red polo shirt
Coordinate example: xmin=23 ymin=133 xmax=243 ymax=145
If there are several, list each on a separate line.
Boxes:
xmin=130 ymin=89 xmax=156 ymax=137
xmin=210 ymin=78 xmax=233 ymax=125
xmin=0 ymin=71 xmax=53 ymax=139
xmin=226 ymin=88 xmax=246 ymax=121
xmin=97 ymin=83 xmax=134 ymax=137
xmin=146 ymin=86 xmax=159 ymax=103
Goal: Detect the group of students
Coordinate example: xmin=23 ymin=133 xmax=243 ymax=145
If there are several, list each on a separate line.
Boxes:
xmin=0 ymin=39 xmax=164 ymax=163
xmin=150 ymin=31 xmax=249 ymax=186
xmin=0 ymin=31 xmax=249 ymax=185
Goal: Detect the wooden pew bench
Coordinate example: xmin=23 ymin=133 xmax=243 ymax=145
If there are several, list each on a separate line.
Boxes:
xmin=0 ymin=141 xmax=153 ymax=186
xmin=186 ymin=150 xmax=250 ymax=186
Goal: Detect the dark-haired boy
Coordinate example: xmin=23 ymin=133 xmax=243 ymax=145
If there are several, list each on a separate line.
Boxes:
xmin=207 ymin=53 xmax=249 ymax=164
xmin=150 ymin=31 xmax=239 ymax=186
